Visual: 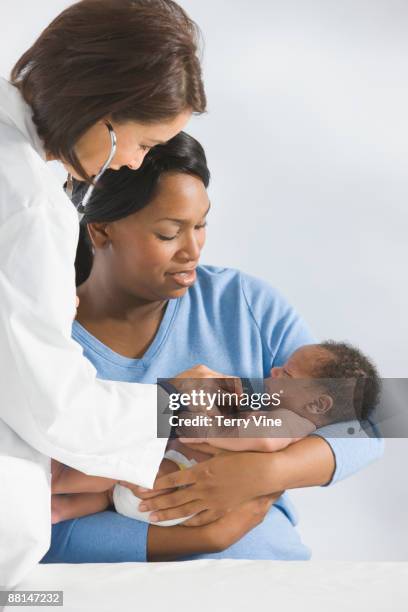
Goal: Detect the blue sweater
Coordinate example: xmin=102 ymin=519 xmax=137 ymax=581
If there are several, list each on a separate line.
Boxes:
xmin=72 ymin=265 xmax=383 ymax=558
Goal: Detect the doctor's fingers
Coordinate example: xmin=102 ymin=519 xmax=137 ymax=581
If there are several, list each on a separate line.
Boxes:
xmin=171 ymin=365 xmax=243 ymax=395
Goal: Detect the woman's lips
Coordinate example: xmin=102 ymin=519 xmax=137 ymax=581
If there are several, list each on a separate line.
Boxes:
xmin=167 ymin=269 xmax=197 ymax=287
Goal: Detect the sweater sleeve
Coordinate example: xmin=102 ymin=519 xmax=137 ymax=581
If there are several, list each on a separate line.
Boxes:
xmin=240 ymin=272 xmax=383 ymax=485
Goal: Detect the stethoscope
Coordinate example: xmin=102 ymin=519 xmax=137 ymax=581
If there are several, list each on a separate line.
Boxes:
xmin=65 ymin=122 xmax=117 ymax=221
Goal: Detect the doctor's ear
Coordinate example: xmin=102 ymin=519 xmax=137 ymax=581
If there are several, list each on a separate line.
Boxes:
xmin=86 ymin=222 xmax=112 ymax=249
xmin=305 ymin=394 xmax=334 ymax=415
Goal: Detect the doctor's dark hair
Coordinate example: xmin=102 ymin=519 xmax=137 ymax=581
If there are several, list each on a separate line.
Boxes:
xmin=10 ymin=0 xmax=206 ymax=182
xmin=72 ymin=131 xmax=210 ymax=285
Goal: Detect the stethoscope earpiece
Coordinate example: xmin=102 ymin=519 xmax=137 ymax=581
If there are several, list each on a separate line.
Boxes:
xmin=64 ymin=122 xmax=117 ymax=221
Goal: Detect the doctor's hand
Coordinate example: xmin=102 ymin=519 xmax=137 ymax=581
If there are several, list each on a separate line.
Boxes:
xmin=137 ymin=451 xmax=284 ymax=526
xmin=170 ymin=364 xmax=243 ymax=401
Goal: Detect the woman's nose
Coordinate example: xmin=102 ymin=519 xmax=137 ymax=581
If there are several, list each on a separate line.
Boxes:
xmin=177 ymin=233 xmax=201 ymax=262
xmin=270 ymin=367 xmax=282 ymax=379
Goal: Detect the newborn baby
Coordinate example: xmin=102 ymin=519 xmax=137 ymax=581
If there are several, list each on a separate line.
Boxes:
xmin=51 ymin=440 xmax=210 ymax=526
xmin=51 ymin=340 xmax=379 ymax=526
xmin=190 ymin=339 xmax=380 ymax=452
xmin=51 ymin=443 xmax=207 ymax=526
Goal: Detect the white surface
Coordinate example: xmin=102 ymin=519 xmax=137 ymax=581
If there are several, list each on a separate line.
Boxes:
xmin=6 ymin=560 xmax=408 ymax=612
xmin=0 ymin=0 xmax=406 ymax=563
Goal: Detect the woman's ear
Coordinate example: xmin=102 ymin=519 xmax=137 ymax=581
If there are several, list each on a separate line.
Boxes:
xmin=305 ymin=394 xmax=334 ymax=415
xmin=87 ymin=222 xmax=111 ymax=250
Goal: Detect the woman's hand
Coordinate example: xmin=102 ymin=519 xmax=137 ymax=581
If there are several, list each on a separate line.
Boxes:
xmin=118 ymin=436 xmax=336 ymax=528
xmin=147 ymin=493 xmax=279 ymax=561
xmin=137 ymin=451 xmax=279 ymax=526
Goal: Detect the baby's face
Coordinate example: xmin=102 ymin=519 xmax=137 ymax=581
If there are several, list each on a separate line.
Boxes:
xmin=268 ymin=345 xmax=333 ymax=419
xmin=271 ymin=344 xmax=331 ymax=380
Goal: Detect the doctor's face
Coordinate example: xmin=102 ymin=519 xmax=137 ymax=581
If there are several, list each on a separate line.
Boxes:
xmin=88 ymin=172 xmax=210 ymax=302
xmin=65 ymin=111 xmax=192 ymax=179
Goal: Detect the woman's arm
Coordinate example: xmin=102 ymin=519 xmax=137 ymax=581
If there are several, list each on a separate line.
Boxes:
xmin=257 ymin=435 xmax=335 ymax=490
xmin=131 ymin=426 xmax=382 ymax=526
xmin=247 ymin=426 xmax=384 ymax=490
xmin=147 ymin=494 xmax=279 ymax=561
xmin=312 ymin=422 xmax=384 ymax=485
xmin=132 ymin=436 xmax=334 ymax=525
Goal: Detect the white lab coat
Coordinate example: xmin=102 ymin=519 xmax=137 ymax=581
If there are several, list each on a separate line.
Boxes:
xmin=0 ymin=78 xmax=168 ymax=586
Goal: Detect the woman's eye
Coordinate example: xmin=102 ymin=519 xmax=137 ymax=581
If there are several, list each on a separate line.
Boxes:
xmin=157 ymin=234 xmax=177 ymax=241
xmin=156 ymin=222 xmax=206 ymax=241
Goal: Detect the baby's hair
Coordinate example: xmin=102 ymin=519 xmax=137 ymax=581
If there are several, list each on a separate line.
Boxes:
xmin=314 ymin=341 xmax=381 ymax=422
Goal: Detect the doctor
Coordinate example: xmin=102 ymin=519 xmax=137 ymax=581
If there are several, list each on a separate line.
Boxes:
xmin=0 ymin=0 xmax=215 ymax=585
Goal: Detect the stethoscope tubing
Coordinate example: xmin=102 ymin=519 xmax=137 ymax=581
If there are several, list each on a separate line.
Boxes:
xmin=65 ymin=122 xmax=117 ymax=221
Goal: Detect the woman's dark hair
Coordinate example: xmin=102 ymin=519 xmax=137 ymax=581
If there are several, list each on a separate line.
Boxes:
xmin=11 ymin=0 xmax=206 ymax=181
xmin=73 ymin=130 xmax=210 ymax=285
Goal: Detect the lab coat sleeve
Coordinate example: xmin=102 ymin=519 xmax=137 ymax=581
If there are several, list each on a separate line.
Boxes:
xmin=0 ymin=201 xmax=169 ymax=488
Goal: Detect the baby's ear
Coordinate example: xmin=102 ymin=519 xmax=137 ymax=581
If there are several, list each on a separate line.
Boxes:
xmin=305 ymin=394 xmax=333 ymax=415
xmin=318 ymin=394 xmax=334 ymax=414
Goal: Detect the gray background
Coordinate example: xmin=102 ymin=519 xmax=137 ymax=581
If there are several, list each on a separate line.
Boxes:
xmin=1 ymin=0 xmax=407 ymax=560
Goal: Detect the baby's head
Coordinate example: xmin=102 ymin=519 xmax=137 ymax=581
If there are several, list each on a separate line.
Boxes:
xmin=271 ymin=341 xmax=380 ymax=426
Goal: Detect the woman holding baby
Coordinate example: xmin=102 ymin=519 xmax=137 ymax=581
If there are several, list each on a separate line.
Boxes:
xmin=45 ymin=131 xmax=382 ymax=562
xmin=0 ymin=0 xmax=382 ymax=576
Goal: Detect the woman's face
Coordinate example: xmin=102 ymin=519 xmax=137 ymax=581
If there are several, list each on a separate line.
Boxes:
xmin=88 ymin=172 xmax=210 ymax=302
xmin=65 ymin=110 xmax=192 ymax=179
